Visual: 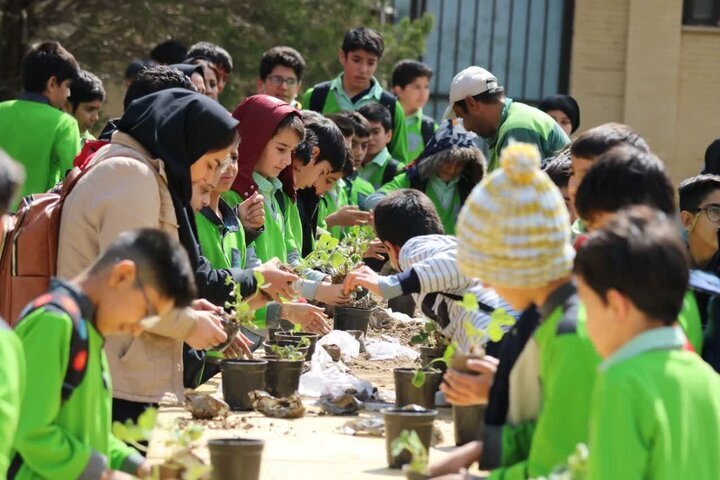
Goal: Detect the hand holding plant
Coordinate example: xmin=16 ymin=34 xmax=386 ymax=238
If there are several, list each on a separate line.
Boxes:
xmin=281 ymin=303 xmax=331 ymax=335
xmin=342 ymin=265 xmax=381 ymax=296
xmin=255 ymin=259 xmax=299 ymax=303
xmin=440 ymin=356 xmax=499 ymax=406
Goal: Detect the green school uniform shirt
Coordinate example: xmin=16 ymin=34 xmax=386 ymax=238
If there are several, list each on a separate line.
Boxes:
xmin=318 ymin=180 xmax=350 ymax=239
xmin=0 ymin=321 xmax=25 ymax=478
xmin=405 ymin=108 xmax=438 ymax=162
xmin=247 ymin=172 xmax=293 ymax=263
xmin=487 ymin=283 xmax=600 ymax=480
xmin=302 ymin=74 xmax=409 ymax=163
xmin=358 ymin=147 xmax=396 ymax=190
xmin=486 ymin=98 xmax=570 ymax=172
xmin=588 ymin=326 xmax=720 ymax=480
xmin=0 ymin=98 xmax=81 ymax=209
xmin=195 ymin=198 xmax=247 ymax=270
xmin=346 ymin=174 xmax=375 ymax=210
xmin=11 ymin=282 xmax=142 ymax=479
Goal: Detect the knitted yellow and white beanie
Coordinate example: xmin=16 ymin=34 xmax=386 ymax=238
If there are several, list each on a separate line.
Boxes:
xmin=456 ymin=141 xmax=574 ymax=287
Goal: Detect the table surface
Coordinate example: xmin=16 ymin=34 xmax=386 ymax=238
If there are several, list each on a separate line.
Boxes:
xmin=147 ymin=375 xmax=472 ymax=479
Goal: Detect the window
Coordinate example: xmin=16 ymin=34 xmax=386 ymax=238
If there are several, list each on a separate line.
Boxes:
xmin=683 ymin=0 xmax=720 ymax=26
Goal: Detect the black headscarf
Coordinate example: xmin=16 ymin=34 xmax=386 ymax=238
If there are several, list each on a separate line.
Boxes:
xmin=703 ymin=139 xmax=720 ymax=175
xmin=538 ymin=94 xmax=581 ymax=134
xmin=117 ymin=88 xmax=238 ymax=265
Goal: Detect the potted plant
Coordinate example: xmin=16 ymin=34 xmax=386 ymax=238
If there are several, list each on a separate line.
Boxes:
xmin=263 ymin=335 xmax=311 ymax=361
xmin=382 ymin=407 xmax=438 ymax=469
xmin=274 ymin=326 xmax=320 ymax=359
xmin=391 ymin=430 xmax=430 ymax=480
xmin=262 ymin=339 xmax=305 ymax=398
xmin=207 ymin=438 xmax=265 ymax=480
xmin=112 ymin=408 xmax=211 ymax=480
xmin=410 ymin=321 xmax=450 ymax=373
xmin=394 ymin=344 xmax=454 ymax=409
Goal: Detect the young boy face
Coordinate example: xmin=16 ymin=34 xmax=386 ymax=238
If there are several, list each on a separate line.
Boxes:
xmin=366 ymin=121 xmax=392 ymax=159
xmin=256 ymin=128 xmax=302 ymax=179
xmin=351 ymin=134 xmax=369 ymax=170
xmin=46 ymin=77 xmax=73 ymax=109
xmin=95 ymin=262 xmax=176 ymax=337
xmin=568 ymin=155 xmax=595 ymax=207
xmin=681 ymin=189 xmax=720 ymax=259
xmin=294 ymin=155 xmax=331 ymax=190
xmin=315 ymin=171 xmax=343 ymax=196
xmin=436 ymin=160 xmax=464 ymax=183
xmin=394 ymin=76 xmax=430 ymax=114
xmin=576 ymin=275 xmax=622 ymax=359
xmin=339 ymin=49 xmax=378 ymax=92
xmin=72 ymin=99 xmax=103 ymax=133
xmin=258 ymin=65 xmax=300 ymax=105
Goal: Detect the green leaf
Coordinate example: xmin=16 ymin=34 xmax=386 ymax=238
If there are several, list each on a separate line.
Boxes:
xmin=292 ymin=323 xmax=302 ymax=332
xmin=460 ymin=293 xmax=479 ymax=312
xmin=409 ymin=333 xmax=428 ymax=345
xmin=329 ymin=251 xmax=344 ymax=269
xmin=423 ymin=321 xmax=437 ymax=333
xmin=411 ymin=368 xmax=426 ymax=388
xmin=205 ymin=350 xmax=225 ymax=359
xmin=442 ymin=343 xmax=457 ymax=365
xmin=488 ymin=322 xmax=505 ymax=342
xmin=137 ymin=408 xmax=157 ymax=431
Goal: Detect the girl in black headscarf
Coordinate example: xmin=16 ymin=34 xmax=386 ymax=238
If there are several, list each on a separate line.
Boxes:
xmin=539 ymin=94 xmax=581 ymax=136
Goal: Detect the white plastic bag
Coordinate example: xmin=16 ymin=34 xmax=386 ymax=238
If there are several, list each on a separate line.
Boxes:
xmin=316 ymin=330 xmax=361 ymax=360
xmin=364 ymin=338 xmax=419 ymax=361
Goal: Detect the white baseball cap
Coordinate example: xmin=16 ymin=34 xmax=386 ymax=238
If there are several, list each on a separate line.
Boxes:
xmin=443 ymin=66 xmax=503 ymax=120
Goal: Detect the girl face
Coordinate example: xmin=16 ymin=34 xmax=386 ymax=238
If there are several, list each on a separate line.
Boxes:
xmin=191 ymin=144 xmax=233 ymax=184
xmin=255 ymin=127 xmax=302 ymax=179
xmin=217 ymin=151 xmax=239 ymax=192
xmin=202 ymin=65 xmax=219 ymax=101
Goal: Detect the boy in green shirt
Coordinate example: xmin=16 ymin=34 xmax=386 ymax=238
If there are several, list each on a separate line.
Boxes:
xmin=302 ymin=27 xmax=409 ymax=163
xmin=0 ymin=41 xmax=81 ymax=209
xmin=391 ymin=60 xmax=438 ymax=162
xmin=575 ymin=207 xmax=720 ymax=479
xmin=11 ymin=229 xmax=197 ymax=479
xmin=63 ymin=70 xmax=105 ymax=146
xmin=356 ymin=102 xmax=403 ymax=189
xmin=432 ymin=142 xmax=600 ymax=479
xmin=0 ymin=150 xmax=26 ymax=478
xmin=366 ymin=120 xmax=485 ymax=235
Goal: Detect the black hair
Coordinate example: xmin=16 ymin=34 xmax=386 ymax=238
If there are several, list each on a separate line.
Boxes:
xmin=123 ymin=65 xmax=194 ymax=110
xmin=303 ymin=117 xmax=347 ymax=172
xmin=543 ymin=146 xmax=572 ymax=189
xmin=538 ymin=94 xmax=581 ymax=134
xmin=392 ymin=60 xmax=433 ymax=88
xmin=124 ymin=59 xmax=157 ymax=81
xmin=574 ymin=206 xmax=689 ymax=325
xmin=325 ymin=113 xmax=355 ymax=138
xmin=0 ymin=149 xmax=25 ymax=216
xmin=454 ymin=90 xmax=505 ymax=112
xmin=67 ymin=70 xmax=105 ymax=111
xmin=150 ymin=40 xmax=188 ymax=65
xmin=89 ymin=228 xmax=197 ymax=308
xmin=374 ymin=189 xmax=444 ymax=247
xmin=342 ymin=27 xmax=384 ymax=57
xmin=702 ymin=139 xmax=720 ymax=175
xmin=358 ymin=102 xmax=392 ymax=132
xmin=570 ymin=123 xmax=650 ymax=160
xmin=678 ymin=174 xmax=720 ymax=212
xmin=22 ymin=41 xmax=79 ymax=93
xmin=273 ymin=114 xmax=305 ymax=141
xmin=259 ymin=46 xmax=306 ymax=81
xmin=575 ymin=146 xmax=675 ymax=222
xmin=187 ymin=42 xmax=233 ymax=73
xmin=347 ymin=111 xmax=370 ymax=138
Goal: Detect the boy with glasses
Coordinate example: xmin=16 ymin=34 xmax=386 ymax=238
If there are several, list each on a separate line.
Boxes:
xmin=9 ymin=229 xmax=196 ymax=479
xmin=256 ymin=46 xmax=306 ymax=108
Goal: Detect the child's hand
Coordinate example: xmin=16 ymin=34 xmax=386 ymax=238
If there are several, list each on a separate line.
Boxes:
xmin=256 ymin=259 xmax=299 ymax=302
xmin=440 ymin=356 xmax=499 ymax=406
xmin=191 ymin=298 xmax=223 ymax=313
xmin=326 ymin=205 xmax=373 ymax=227
xmin=185 ymin=310 xmax=227 ymax=350
xmin=224 ymin=332 xmax=253 ymax=359
xmin=343 ymin=266 xmax=381 ymax=296
xmin=363 ymin=239 xmax=387 ymax=260
xmin=236 ymin=192 xmax=265 ymax=230
xmin=281 ymin=303 xmax=331 ymax=334
xmin=429 ymin=441 xmax=483 ymax=478
xmin=315 ymin=283 xmax=352 ymax=306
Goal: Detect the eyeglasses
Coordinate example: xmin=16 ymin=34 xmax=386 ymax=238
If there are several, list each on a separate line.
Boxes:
xmin=267 ymin=75 xmax=298 ymax=87
xmin=136 ymin=276 xmax=161 ymax=329
xmin=692 ymin=204 xmax=720 ymax=223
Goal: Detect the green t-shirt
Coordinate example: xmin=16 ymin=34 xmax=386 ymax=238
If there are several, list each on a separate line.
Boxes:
xmin=195 ymin=198 xmax=247 ymax=270
xmin=0 ymin=99 xmax=81 ymax=209
xmin=588 ymin=327 xmax=720 ymax=480
xmin=357 ymin=148 xmax=397 ymax=190
xmin=0 ymin=322 xmax=25 ymax=478
xmin=346 ymin=175 xmax=375 ymax=210
xmin=405 ymin=108 xmax=438 ymax=162
xmin=302 ymin=74 xmax=410 ymax=164
xmin=12 ymin=289 xmax=140 ymax=479
xmin=318 ymin=180 xmax=349 ymax=239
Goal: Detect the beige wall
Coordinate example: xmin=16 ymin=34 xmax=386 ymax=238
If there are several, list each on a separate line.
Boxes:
xmin=570 ymin=0 xmax=720 ymax=183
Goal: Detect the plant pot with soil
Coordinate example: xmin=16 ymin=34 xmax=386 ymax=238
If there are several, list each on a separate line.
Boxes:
xmin=263 ymin=345 xmax=305 ymax=398
xmin=264 ymin=336 xmax=312 ymax=361
xmin=208 ymin=438 xmax=265 ymax=480
xmin=221 ymin=359 xmax=268 ymax=411
xmin=333 ymin=306 xmax=371 ymax=334
xmin=383 ymin=407 xmax=438 ymax=469
xmin=394 ymin=367 xmax=443 ymax=409
xmin=275 ymin=331 xmax=319 ymax=358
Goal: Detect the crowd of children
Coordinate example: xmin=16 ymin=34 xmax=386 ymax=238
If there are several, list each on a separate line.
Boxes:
xmin=0 ymin=23 xmax=719 ymax=480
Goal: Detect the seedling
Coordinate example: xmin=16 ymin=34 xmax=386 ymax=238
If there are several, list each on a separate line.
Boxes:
xmin=410 ymin=320 xmax=449 ymax=348
xmin=270 ymin=336 xmax=310 ymax=360
xmin=298 ymin=226 xmax=376 ymax=284
xmin=411 ymin=343 xmax=456 ymax=387
xmin=112 ymin=408 xmax=211 ymax=480
xmin=224 ymin=271 xmax=267 ymax=328
xmin=457 ymin=293 xmax=516 ymax=356
xmin=390 ymin=430 xmax=429 ymax=474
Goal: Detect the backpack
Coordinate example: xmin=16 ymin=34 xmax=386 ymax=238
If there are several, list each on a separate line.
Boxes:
xmin=420 ymin=116 xmax=436 ymax=147
xmin=0 ymin=165 xmax=96 ymax=325
xmin=309 ymin=81 xmax=398 ymax=127
xmin=381 ymin=158 xmax=403 ymax=186
xmin=8 ymin=289 xmax=88 ymax=479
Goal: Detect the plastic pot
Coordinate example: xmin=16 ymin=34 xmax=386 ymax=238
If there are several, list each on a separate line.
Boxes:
xmin=453 ymin=404 xmax=486 ymax=446
xmin=208 ymin=438 xmax=264 ymax=480
xmin=264 ymin=358 xmax=304 ymax=398
xmin=333 ymin=306 xmax=371 ymax=334
xmin=221 ymin=359 xmax=267 ymax=411
xmin=262 ymin=340 xmax=309 ymax=360
xmin=383 ymin=407 xmax=438 ymax=469
xmin=419 ymin=345 xmax=448 ymax=373
xmin=275 ymin=331 xmax=319 ymax=360
xmin=394 ymin=368 xmax=443 ymax=409
xmin=388 ymin=294 xmax=417 ymax=317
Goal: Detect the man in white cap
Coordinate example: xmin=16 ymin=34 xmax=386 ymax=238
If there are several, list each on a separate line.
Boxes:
xmin=444 ymin=66 xmax=570 ymax=171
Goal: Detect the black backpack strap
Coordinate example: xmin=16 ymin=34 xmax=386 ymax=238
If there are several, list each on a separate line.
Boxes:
xmin=309 ymin=81 xmax=332 ymax=113
xmin=379 ymin=90 xmax=398 ymax=127
xmin=17 ymin=291 xmax=89 ymax=402
xmin=274 ymin=189 xmax=286 ymax=215
xmin=382 ymin=158 xmax=403 ymax=186
xmin=420 ymin=116 xmax=436 ymax=146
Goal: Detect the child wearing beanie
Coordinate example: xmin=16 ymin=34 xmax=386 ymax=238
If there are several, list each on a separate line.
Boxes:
xmin=430 ymin=142 xmax=599 ymax=479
